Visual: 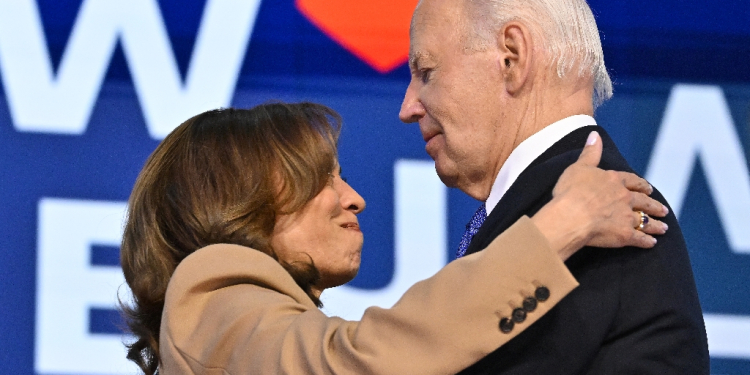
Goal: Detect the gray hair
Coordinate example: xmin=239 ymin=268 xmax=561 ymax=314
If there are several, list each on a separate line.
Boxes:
xmin=464 ymin=0 xmax=613 ymax=108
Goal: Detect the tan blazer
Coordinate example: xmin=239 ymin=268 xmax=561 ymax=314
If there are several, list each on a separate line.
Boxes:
xmin=159 ymin=216 xmax=578 ymax=375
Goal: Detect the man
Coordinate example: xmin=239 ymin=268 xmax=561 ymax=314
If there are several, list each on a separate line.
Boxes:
xmin=399 ymin=0 xmax=710 ymax=374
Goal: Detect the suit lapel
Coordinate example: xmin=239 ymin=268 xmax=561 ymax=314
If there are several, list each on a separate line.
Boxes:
xmin=464 ymin=125 xmax=600 ymax=256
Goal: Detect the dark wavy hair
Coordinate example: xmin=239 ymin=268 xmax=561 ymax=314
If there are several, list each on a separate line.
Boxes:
xmin=119 ymin=102 xmax=341 ymax=375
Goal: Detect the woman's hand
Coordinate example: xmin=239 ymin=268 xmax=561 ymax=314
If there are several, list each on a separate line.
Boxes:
xmin=530 ymin=131 xmax=669 ymax=261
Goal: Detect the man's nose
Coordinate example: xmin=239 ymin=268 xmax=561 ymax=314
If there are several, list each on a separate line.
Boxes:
xmin=399 ymin=82 xmax=425 ymax=123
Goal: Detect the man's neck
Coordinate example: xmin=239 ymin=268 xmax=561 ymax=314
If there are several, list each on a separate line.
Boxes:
xmin=511 ymin=86 xmax=594 ymax=152
xmin=465 ymin=72 xmax=595 ymax=202
xmin=477 ymin=84 xmax=594 ymax=201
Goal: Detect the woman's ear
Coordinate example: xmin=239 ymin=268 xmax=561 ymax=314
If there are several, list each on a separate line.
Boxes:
xmin=497 ymin=22 xmax=531 ymax=94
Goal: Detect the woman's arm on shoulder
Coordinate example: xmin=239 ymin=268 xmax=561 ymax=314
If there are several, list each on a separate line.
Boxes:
xmin=159 ymin=219 xmax=576 ymax=375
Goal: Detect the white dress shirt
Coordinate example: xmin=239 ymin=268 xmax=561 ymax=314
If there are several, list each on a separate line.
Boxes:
xmin=485 ymin=115 xmax=597 ymax=215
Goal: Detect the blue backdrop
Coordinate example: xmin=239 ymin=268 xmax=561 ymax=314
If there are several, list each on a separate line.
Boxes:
xmin=1 ymin=0 xmax=749 ymax=373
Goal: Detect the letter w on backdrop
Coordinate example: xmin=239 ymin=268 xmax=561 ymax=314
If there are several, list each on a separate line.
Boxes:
xmin=0 ymin=0 xmax=261 ymax=140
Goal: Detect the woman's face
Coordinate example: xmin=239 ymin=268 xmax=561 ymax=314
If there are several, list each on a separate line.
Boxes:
xmin=270 ymin=165 xmax=366 ymax=296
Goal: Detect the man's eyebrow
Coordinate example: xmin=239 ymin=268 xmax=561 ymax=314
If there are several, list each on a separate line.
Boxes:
xmin=409 ymin=51 xmax=431 ymax=71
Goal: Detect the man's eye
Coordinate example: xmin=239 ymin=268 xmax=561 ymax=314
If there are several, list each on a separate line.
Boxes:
xmin=420 ymin=69 xmax=432 ymax=84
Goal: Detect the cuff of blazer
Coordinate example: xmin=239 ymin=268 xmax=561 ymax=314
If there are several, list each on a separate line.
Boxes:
xmin=461 ymin=215 xmax=580 ymax=338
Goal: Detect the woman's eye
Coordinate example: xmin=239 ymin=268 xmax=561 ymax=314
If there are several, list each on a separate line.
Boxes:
xmin=328 ymin=173 xmax=347 ymax=185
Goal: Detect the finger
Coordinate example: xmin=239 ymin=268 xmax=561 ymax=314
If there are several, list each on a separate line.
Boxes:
xmin=575 ymin=131 xmax=603 ymax=167
xmin=614 ymin=171 xmax=653 ymax=195
xmin=640 ymin=216 xmax=668 ymax=235
xmin=628 ymin=230 xmax=658 ymax=249
xmin=631 ymin=210 xmax=667 ymax=234
xmin=630 ymin=192 xmax=669 ymax=217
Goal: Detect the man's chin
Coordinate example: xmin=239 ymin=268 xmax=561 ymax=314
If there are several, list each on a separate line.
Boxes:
xmin=434 ymin=162 xmax=460 ymax=188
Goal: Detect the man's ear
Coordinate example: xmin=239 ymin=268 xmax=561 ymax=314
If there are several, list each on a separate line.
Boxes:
xmin=497 ymin=22 xmax=531 ymax=94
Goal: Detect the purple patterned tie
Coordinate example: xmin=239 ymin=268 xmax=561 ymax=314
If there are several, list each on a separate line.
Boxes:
xmin=456 ymin=203 xmax=487 ymax=258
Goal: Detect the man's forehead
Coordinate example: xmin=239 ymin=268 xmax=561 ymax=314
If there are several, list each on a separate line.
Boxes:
xmin=408 ymin=0 xmax=464 ymax=63
xmin=415 ymin=0 xmax=464 ymax=29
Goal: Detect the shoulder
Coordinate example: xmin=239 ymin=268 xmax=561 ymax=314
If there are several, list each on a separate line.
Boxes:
xmin=160 ymin=244 xmax=323 ymax=373
xmin=168 ymin=243 xmax=316 ymax=308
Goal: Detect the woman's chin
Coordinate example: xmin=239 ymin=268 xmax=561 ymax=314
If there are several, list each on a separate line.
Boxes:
xmin=320 ymin=267 xmax=360 ymax=290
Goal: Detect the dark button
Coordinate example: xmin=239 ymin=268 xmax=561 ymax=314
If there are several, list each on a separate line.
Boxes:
xmin=535 ymin=286 xmax=550 ymax=302
xmin=512 ymin=308 xmax=527 ymax=323
xmin=522 ymin=297 xmax=538 ymax=312
xmin=499 ymin=318 xmax=514 ymax=333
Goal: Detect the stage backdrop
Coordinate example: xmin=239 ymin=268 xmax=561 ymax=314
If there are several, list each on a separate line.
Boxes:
xmin=1 ymin=0 xmax=749 ymax=374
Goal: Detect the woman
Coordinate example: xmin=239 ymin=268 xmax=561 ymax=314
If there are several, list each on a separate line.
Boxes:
xmin=120 ymin=102 xmax=666 ymax=375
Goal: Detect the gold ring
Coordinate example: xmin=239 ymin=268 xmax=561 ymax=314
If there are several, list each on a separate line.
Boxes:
xmin=636 ymin=211 xmax=649 ymax=231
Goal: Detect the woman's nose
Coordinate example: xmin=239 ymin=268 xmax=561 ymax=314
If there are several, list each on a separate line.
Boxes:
xmin=337 ymin=180 xmax=366 ymax=214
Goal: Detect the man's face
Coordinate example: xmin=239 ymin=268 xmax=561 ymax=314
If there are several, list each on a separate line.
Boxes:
xmin=399 ymin=0 xmax=515 ymax=199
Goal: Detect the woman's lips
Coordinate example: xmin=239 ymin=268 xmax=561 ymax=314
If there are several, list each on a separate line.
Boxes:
xmin=341 ymin=222 xmax=361 ymax=232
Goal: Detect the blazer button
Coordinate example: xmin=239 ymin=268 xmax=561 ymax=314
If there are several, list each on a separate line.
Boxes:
xmin=499 ymin=318 xmax=514 ymax=333
xmin=535 ymin=286 xmax=550 ymax=302
xmin=523 ymin=297 xmax=538 ymax=312
xmin=512 ymin=308 xmax=527 ymax=323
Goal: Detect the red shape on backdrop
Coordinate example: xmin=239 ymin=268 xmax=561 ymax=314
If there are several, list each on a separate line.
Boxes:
xmin=296 ymin=0 xmax=418 ymax=74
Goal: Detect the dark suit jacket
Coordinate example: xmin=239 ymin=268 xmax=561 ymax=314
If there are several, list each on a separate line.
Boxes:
xmin=458 ymin=126 xmax=710 ymax=374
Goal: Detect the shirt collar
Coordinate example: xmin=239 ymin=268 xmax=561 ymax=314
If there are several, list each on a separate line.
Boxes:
xmin=485 ymin=115 xmax=597 ymax=215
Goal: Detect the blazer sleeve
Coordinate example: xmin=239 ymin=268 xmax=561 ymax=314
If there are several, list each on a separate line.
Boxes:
xmin=159 ymin=216 xmax=579 ymax=375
